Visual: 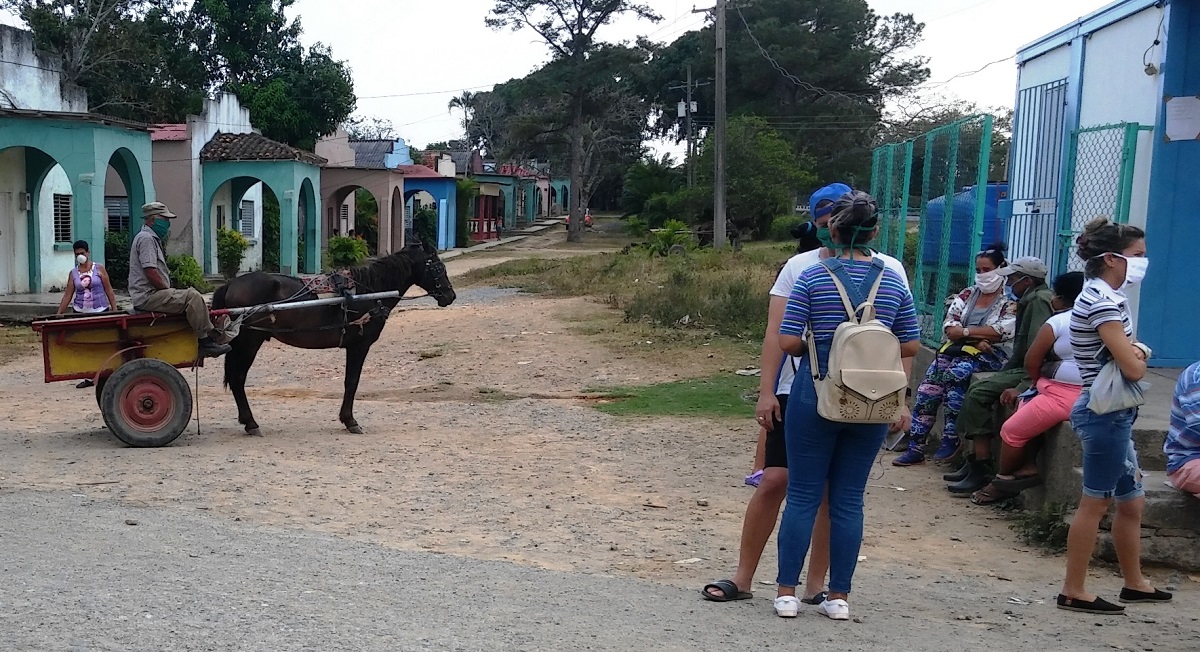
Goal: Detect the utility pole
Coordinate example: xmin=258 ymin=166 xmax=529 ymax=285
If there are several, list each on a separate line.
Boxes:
xmin=692 ymin=0 xmax=727 ymax=248
xmin=668 ymin=66 xmax=709 ymax=189
xmin=713 ymin=0 xmax=728 ymax=249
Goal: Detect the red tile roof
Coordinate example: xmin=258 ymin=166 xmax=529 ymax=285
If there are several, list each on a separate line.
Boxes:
xmin=150 ymin=123 xmax=188 ymax=141
xmin=200 ymin=132 xmax=327 ymax=166
xmin=397 ymin=164 xmax=446 ymax=179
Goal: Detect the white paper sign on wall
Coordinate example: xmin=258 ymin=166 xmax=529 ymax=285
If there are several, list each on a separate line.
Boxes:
xmin=1164 ymin=95 xmax=1200 ymax=142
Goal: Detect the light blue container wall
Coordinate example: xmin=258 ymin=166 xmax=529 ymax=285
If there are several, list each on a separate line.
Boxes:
xmin=1142 ymin=0 xmax=1200 ymax=366
xmin=403 ymin=178 xmax=458 ymax=251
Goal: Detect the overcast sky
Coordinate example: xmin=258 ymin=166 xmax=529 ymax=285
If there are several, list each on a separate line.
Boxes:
xmin=4 ymin=0 xmax=1108 ymax=153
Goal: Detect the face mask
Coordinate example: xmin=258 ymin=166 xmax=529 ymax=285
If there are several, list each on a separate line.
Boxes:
xmin=1117 ymin=254 xmax=1149 ymax=289
xmin=976 ymin=271 xmax=1003 ymax=294
xmin=1004 ymin=277 xmax=1025 ymax=302
xmin=151 ymin=218 xmax=171 ymax=242
xmin=76 ymin=254 xmax=88 ymax=266
xmin=816 ymin=226 xmax=835 ymax=250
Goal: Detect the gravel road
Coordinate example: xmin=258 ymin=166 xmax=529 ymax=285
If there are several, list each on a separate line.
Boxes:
xmin=1 ymin=490 xmax=1196 ymax=652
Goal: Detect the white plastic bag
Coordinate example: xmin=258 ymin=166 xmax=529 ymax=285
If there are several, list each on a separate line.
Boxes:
xmin=1087 ymin=360 xmax=1149 ymax=414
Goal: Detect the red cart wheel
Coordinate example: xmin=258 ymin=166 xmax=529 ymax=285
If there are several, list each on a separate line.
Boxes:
xmin=99 ymin=359 xmax=193 ymax=448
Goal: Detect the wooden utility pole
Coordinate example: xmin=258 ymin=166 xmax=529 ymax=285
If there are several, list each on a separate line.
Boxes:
xmin=713 ymin=0 xmax=728 ymax=249
xmin=669 ymin=66 xmax=709 ymax=189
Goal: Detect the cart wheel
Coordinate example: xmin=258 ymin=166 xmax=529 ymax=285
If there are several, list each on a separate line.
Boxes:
xmin=99 ymin=359 xmax=193 ymax=448
xmin=94 ymin=375 xmax=107 ymax=409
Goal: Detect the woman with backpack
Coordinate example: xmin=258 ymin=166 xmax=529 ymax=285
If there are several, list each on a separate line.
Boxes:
xmin=773 ymin=192 xmax=919 ymax=620
xmin=893 ymin=243 xmax=1018 ymax=466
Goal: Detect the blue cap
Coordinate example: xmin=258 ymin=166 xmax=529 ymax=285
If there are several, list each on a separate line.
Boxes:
xmin=809 ymin=183 xmax=852 ymax=219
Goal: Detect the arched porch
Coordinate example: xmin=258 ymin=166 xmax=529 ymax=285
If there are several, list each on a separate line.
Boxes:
xmin=200 ymin=133 xmax=325 ymax=275
xmin=0 ymin=111 xmax=154 ymax=293
xmin=400 ymin=166 xmax=457 ymax=251
xmin=319 ymin=167 xmax=404 ymax=255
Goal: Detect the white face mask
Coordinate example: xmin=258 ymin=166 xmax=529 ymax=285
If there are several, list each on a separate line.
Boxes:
xmin=1116 ymin=254 xmax=1149 ymax=289
xmin=76 ymin=254 xmax=88 ymax=266
xmin=975 ymin=270 xmax=1004 ymax=294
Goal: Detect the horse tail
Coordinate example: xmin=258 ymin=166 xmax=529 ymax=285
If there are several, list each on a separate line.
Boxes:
xmin=211 ymin=283 xmax=229 ymax=309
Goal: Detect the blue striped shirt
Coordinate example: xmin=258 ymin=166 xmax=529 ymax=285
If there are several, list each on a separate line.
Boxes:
xmin=780 ymin=259 xmax=920 ymax=351
xmin=1166 ymin=361 xmax=1200 ymax=474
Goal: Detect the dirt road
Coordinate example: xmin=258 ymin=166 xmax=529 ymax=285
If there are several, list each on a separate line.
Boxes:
xmin=0 ymin=231 xmax=1196 ymax=650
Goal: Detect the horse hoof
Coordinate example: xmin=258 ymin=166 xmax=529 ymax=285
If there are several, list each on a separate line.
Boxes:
xmin=246 ymin=427 xmax=262 ymax=437
xmin=347 ymin=425 xmax=364 ymax=435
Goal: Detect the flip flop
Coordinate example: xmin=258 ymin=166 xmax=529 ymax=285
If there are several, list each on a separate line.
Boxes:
xmin=971 ymin=484 xmax=1018 ymax=506
xmin=801 ymin=591 xmax=828 ymax=605
xmin=701 ymin=579 xmax=752 ymax=602
xmin=991 ymin=474 xmax=1043 ymax=492
xmin=745 ymin=470 xmax=764 ymax=487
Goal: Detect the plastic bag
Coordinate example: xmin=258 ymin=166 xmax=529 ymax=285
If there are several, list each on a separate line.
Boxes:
xmin=1087 ymin=360 xmax=1150 ymax=414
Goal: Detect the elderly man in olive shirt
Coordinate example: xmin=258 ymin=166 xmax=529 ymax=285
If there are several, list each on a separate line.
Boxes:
xmin=130 ymin=202 xmax=231 ymax=358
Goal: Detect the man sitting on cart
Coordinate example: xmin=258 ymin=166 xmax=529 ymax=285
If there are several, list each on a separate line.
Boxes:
xmin=130 ymin=202 xmax=231 ymax=358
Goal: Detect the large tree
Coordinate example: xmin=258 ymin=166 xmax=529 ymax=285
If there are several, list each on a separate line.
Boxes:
xmin=8 ymin=0 xmax=356 ymax=148
xmin=487 ymin=0 xmax=660 ymax=241
xmin=640 ymin=0 xmax=929 ymax=186
xmin=466 ymin=44 xmax=651 ymax=215
xmin=3 ymin=0 xmax=208 ymax=120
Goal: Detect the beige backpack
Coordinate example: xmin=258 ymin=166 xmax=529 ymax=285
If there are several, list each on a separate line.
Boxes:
xmin=805 ymin=258 xmax=909 ymax=424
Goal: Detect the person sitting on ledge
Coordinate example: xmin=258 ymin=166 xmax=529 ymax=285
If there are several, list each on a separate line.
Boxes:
xmin=1166 ymin=361 xmax=1200 ymax=500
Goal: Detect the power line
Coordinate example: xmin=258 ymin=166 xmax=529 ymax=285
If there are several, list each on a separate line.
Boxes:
xmin=922 ymin=55 xmax=1016 ymax=89
xmin=731 ymin=3 xmax=875 ymax=106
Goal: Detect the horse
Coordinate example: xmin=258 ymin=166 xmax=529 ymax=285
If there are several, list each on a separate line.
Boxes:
xmin=211 ymin=240 xmax=456 ymax=436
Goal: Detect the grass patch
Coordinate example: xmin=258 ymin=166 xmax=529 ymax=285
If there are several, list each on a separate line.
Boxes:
xmin=464 ymin=243 xmax=794 ymax=340
xmin=587 ymin=374 xmax=759 ymax=418
xmin=0 ymin=322 xmax=38 ymax=365
xmin=1009 ymin=502 xmax=1072 ymax=552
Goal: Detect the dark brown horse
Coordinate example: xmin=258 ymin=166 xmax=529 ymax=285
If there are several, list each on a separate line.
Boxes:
xmin=211 ymin=240 xmax=456 ymax=436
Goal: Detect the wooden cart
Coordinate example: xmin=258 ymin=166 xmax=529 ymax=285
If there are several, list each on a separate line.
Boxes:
xmin=32 ymin=312 xmax=201 ymax=448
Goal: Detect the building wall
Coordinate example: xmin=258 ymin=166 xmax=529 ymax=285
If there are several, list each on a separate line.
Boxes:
xmin=186 ymin=92 xmax=258 ymax=268
xmin=1142 ymin=0 xmax=1200 ymax=365
xmin=37 ymin=164 xmax=74 ymax=291
xmin=0 ymin=147 xmax=29 ymax=293
xmin=0 ymin=26 xmax=87 ymax=112
xmin=315 ymin=129 xmax=357 ymax=167
xmin=152 ymin=140 xmax=193 ymax=255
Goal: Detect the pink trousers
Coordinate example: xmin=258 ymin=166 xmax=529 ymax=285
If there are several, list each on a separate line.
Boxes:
xmin=1168 ymin=459 xmax=1200 ymax=499
xmin=1000 ymin=378 xmax=1083 ymax=448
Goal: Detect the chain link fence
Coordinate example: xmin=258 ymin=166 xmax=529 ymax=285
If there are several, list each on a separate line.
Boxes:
xmin=871 ymin=115 xmax=998 ymax=347
xmin=1056 ymin=123 xmax=1152 ymax=273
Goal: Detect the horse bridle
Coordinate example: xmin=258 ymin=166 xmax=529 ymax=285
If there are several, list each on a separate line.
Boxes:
xmin=396 ymin=255 xmax=450 ymax=303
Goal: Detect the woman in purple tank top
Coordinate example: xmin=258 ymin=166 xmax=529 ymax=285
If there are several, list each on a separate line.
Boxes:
xmin=57 ymin=240 xmax=117 ymax=316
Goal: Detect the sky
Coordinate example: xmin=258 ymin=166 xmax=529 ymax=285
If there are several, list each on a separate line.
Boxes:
xmin=3 ymin=0 xmax=1109 ymax=153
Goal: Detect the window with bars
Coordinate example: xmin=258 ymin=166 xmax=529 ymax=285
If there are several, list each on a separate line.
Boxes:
xmin=104 ymin=197 xmax=130 ymax=232
xmin=53 ymin=194 xmax=72 ymax=243
xmin=239 ymin=200 xmax=255 ymax=239
xmin=339 ymin=204 xmax=349 ymax=233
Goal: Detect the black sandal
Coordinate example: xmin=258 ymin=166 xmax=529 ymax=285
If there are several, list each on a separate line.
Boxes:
xmin=801 ymin=591 xmax=828 ymax=605
xmin=971 ymin=484 xmax=1018 ymax=506
xmin=991 ymin=474 xmax=1043 ymax=492
xmin=701 ymin=579 xmax=752 ymax=602
xmin=1057 ymin=594 xmax=1125 ymax=614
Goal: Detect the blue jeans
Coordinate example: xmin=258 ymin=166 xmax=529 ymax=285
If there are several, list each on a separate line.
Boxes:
xmin=1070 ymin=391 xmax=1144 ymax=502
xmin=777 ymin=358 xmax=887 ymax=594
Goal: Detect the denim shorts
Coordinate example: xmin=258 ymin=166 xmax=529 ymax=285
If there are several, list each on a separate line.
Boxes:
xmin=1070 ymin=391 xmax=1144 ymax=502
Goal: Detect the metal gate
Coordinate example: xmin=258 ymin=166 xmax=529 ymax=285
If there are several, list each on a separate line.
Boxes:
xmin=871 ymin=115 xmax=996 ymax=347
xmin=1056 ymin=122 xmax=1152 ymax=274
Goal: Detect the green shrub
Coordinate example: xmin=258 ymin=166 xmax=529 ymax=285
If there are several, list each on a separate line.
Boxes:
xmin=327 ymin=235 xmax=369 ymax=268
xmin=167 ymin=254 xmax=209 ymax=291
xmin=217 ymin=227 xmax=250 ymax=279
xmin=103 ymin=229 xmax=131 ymax=289
xmin=456 ymin=179 xmax=479 ymax=248
xmin=768 ymin=215 xmax=805 ymax=242
xmin=262 ymin=193 xmax=281 ymax=272
xmin=625 ymin=215 xmax=651 ymax=238
xmin=414 ymin=206 xmax=438 ymax=247
xmin=646 ymin=219 xmax=694 ymax=257
xmin=1010 ymin=502 xmax=1071 ymax=552
xmin=641 ymin=187 xmax=709 ymax=229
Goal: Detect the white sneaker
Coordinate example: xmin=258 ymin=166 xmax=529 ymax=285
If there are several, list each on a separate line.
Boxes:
xmin=774 ymin=596 xmax=801 ymax=618
xmin=818 ymin=598 xmax=850 ymax=620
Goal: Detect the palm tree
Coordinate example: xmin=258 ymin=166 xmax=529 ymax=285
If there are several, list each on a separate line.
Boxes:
xmin=448 ymin=91 xmax=477 ymax=134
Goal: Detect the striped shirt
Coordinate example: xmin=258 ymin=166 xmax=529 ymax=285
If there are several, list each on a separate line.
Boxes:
xmin=780 ymin=258 xmax=919 ymax=374
xmin=1166 ymin=362 xmax=1200 ymax=474
xmin=1069 ymin=279 xmax=1134 ymax=387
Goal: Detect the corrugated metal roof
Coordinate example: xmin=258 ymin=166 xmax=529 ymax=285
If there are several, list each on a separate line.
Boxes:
xmin=348 ymin=140 xmax=394 ymax=169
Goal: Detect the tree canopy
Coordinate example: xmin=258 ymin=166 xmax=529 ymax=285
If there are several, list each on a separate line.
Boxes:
xmin=5 ymin=0 xmax=356 ymax=149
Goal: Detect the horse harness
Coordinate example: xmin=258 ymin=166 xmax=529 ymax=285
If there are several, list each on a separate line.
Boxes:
xmin=238 ymin=257 xmax=447 ymax=346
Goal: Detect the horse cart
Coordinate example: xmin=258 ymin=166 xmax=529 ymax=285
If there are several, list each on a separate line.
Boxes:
xmin=31 ymin=290 xmax=401 ymax=448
